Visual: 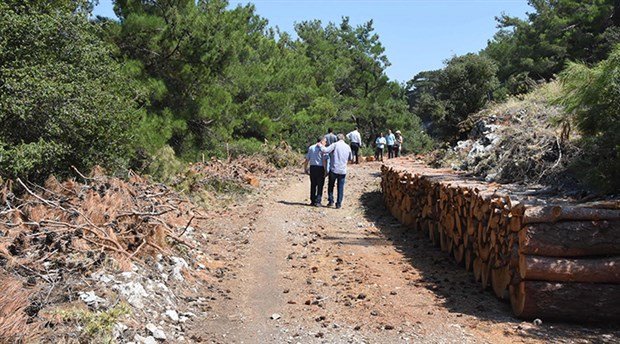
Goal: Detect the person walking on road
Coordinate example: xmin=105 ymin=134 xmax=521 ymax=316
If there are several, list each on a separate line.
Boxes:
xmin=324 ymin=127 xmax=338 ymax=171
xmin=374 ymin=133 xmax=386 ymax=162
xmin=304 ymin=136 xmax=328 ymax=206
xmin=346 ymin=127 xmax=362 ymax=164
xmin=386 ymin=129 xmax=396 ymax=159
xmin=324 ymin=128 xmax=338 ymax=147
xmin=394 ymin=130 xmax=403 ymax=158
xmin=319 ymin=134 xmax=352 ymax=209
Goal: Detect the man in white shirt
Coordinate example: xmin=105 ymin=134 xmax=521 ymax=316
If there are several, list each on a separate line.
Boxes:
xmin=319 ymin=134 xmax=353 ymax=209
xmin=374 ymin=133 xmax=386 ymax=162
xmin=346 ymin=127 xmax=362 ymax=164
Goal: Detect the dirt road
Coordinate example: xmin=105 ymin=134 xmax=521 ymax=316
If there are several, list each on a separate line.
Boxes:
xmin=191 ymin=163 xmax=619 ymax=343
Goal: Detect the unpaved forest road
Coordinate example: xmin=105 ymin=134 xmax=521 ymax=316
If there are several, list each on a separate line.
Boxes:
xmin=189 ymin=163 xmax=619 ymax=344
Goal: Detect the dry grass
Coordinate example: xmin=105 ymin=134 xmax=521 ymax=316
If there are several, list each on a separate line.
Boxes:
xmin=0 ymin=275 xmax=41 ymax=344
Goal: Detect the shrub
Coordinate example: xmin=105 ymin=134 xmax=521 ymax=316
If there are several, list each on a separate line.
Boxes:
xmin=52 ymin=303 xmax=130 ymax=343
xmin=262 ymin=142 xmax=302 ymax=169
xmin=226 ymin=138 xmax=265 ymax=159
xmin=558 ymin=45 xmax=620 ymax=193
xmin=146 ymin=146 xmax=185 ymax=184
xmin=0 ymin=4 xmax=138 ymax=182
xmin=359 ymin=146 xmax=374 ymax=157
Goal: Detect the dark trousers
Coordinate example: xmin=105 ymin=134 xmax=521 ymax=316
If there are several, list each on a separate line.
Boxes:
xmin=375 ymin=147 xmax=383 ymax=161
xmin=351 ymin=142 xmax=360 ymax=164
xmin=328 ymin=172 xmax=346 ymax=207
xmin=394 ymin=144 xmax=400 ymax=158
xmin=309 ymin=165 xmax=325 ymax=205
xmin=387 ymin=145 xmax=395 ymax=159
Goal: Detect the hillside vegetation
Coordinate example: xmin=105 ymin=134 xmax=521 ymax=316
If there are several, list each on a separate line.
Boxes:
xmin=0 ymin=0 xmax=432 ymax=184
xmin=0 ymin=0 xmax=618 ymax=190
xmin=408 ymin=0 xmax=619 ymax=193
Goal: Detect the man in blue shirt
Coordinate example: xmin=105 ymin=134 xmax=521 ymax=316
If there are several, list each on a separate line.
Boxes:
xmin=319 ymin=134 xmax=352 ymax=209
xmin=324 ymin=128 xmax=338 ymax=146
xmin=304 ymin=136 xmax=328 ymax=206
xmin=323 ymin=127 xmax=338 ymax=172
xmin=386 ymin=129 xmax=396 ymax=159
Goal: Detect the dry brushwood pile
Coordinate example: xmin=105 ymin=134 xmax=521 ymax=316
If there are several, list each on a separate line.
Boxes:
xmin=0 ymin=168 xmax=216 ymax=341
xmin=381 ymin=158 xmax=620 ymax=322
xmin=1 ymin=169 xmax=202 ymax=266
xmin=437 ymin=83 xmax=578 ymax=187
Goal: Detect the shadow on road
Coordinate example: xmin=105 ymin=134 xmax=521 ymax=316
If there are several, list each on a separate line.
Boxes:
xmin=277 ymin=200 xmax=311 ymax=207
xmin=359 ymin=189 xmax=620 ymax=343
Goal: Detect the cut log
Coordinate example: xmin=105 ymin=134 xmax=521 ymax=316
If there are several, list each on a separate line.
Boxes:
xmin=381 ymin=161 xmax=620 ymax=322
xmin=439 ymin=229 xmax=448 ymax=252
xmin=454 ymin=243 xmax=465 ymax=265
xmin=464 ymin=249 xmax=473 ymax=272
xmin=510 ymin=281 xmax=620 ymax=321
xmin=473 ymin=257 xmax=482 ymax=282
xmin=523 ymin=206 xmax=620 ymax=224
xmin=519 ymin=255 xmax=620 ymax=283
xmin=491 ymin=265 xmax=510 ymax=299
xmin=480 ymin=261 xmax=491 ymax=290
xmin=519 ymin=221 xmax=620 ymax=257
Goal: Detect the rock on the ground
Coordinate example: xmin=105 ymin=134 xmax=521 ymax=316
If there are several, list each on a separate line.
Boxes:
xmin=170 ymin=257 xmax=189 ymax=281
xmin=113 ymin=322 xmax=128 ymax=340
xmin=165 ymin=309 xmax=180 ymax=323
xmin=112 ymin=281 xmax=149 ymax=309
xmin=134 ymin=335 xmax=157 ymax=344
xmin=146 ymin=323 xmax=167 ymax=341
xmin=78 ymin=290 xmax=108 ymax=309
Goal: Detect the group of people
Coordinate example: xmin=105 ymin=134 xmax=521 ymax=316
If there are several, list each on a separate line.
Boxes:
xmin=303 ymin=127 xmax=404 ymax=209
xmin=373 ymin=129 xmax=403 ymax=162
xmin=303 ymin=128 xmax=352 ymax=209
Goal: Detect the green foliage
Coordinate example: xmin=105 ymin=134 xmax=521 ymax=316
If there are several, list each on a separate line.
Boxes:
xmin=407 ymin=54 xmax=498 ymax=140
xmin=104 ymin=3 xmax=430 ymax=159
xmin=407 ymin=0 xmax=619 ymax=148
xmin=226 ymin=138 xmax=266 ymax=159
xmin=55 ymin=303 xmax=130 ymax=343
xmin=146 ymin=145 xmax=184 ymax=184
xmin=0 ymin=2 xmax=139 ymax=181
xmin=484 ymin=0 xmax=618 ymax=90
xmin=261 ymin=143 xmax=302 ymax=169
xmin=359 ymin=145 xmax=374 ymax=158
xmin=558 ymin=45 xmax=620 ymax=192
xmin=0 ymin=0 xmax=434 ymax=182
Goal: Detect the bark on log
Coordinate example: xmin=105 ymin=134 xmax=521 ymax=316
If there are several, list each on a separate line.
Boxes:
xmin=519 ymin=221 xmax=620 ymax=257
xmin=519 ymin=255 xmax=620 ymax=283
xmin=523 ymin=206 xmax=620 ymax=224
xmin=510 ymin=281 xmax=620 ymax=321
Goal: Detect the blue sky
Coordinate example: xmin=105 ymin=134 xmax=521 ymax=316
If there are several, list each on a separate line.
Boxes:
xmin=92 ymin=0 xmax=532 ymax=82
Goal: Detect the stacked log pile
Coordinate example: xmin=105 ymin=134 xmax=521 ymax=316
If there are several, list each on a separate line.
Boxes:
xmin=381 ymin=159 xmax=620 ymax=321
